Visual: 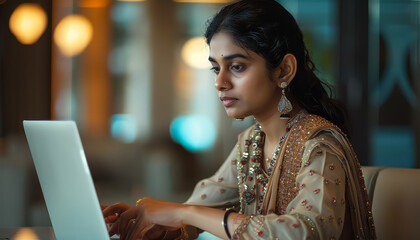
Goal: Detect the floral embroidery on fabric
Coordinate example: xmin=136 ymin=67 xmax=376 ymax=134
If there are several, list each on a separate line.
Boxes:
xmin=292 ymin=213 xmax=320 ymax=240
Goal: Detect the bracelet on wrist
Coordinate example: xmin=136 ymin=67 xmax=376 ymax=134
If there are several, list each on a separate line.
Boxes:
xmin=222 ymin=208 xmax=235 ymax=239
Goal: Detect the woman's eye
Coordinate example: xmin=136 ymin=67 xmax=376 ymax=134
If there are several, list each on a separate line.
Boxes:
xmin=230 ymin=64 xmax=244 ymax=72
xmin=210 ymin=66 xmax=220 ymax=74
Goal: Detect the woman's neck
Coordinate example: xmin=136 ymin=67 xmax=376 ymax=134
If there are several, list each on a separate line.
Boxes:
xmin=256 ymin=105 xmax=302 ymax=145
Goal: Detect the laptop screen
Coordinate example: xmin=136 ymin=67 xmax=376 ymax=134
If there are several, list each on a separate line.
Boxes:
xmin=24 ymin=121 xmax=110 ymax=240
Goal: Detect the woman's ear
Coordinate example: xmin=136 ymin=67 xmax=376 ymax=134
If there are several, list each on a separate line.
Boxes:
xmin=274 ymin=53 xmax=297 ymax=87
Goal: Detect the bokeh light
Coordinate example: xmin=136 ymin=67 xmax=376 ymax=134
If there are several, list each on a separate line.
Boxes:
xmin=9 ymin=3 xmax=47 ymax=45
xmin=54 ymin=15 xmax=93 ymax=57
xmin=111 ymin=2 xmax=141 ymax=28
xmin=170 ymin=115 xmax=216 ymax=152
xmin=14 ymin=228 xmax=40 ymax=240
xmin=181 ymin=36 xmax=211 ymax=69
xmin=110 ymin=114 xmax=137 ymax=143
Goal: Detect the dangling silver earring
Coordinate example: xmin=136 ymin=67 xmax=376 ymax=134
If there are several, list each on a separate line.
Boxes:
xmin=278 ymin=82 xmax=292 ymax=119
xmin=235 ymin=118 xmax=244 ymax=121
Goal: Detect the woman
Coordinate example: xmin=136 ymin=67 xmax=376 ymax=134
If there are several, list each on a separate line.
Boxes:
xmin=102 ymin=0 xmax=376 ymax=239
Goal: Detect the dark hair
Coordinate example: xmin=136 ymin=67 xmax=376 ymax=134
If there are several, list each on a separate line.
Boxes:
xmin=205 ymin=0 xmax=348 ymax=134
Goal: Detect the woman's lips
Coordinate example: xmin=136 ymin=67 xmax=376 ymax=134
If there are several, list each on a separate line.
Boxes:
xmin=220 ymin=97 xmax=238 ymax=107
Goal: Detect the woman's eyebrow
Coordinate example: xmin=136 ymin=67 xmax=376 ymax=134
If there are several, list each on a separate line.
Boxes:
xmin=208 ymin=53 xmax=249 ymax=62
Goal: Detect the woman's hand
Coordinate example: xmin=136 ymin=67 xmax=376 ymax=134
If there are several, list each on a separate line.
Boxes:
xmin=136 ymin=197 xmax=187 ymax=228
xmin=102 ymin=202 xmax=138 ymax=238
xmin=101 ymin=203 xmax=129 ymax=225
xmin=102 ymin=198 xmax=187 ymax=240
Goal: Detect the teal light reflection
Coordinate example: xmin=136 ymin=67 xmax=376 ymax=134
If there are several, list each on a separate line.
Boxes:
xmin=170 ymin=115 xmax=216 ymax=152
xmin=110 ymin=114 xmax=137 ymax=143
xmin=111 ymin=2 xmax=140 ymax=26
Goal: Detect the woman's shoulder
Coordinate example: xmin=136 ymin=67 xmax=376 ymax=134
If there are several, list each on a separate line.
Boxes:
xmin=290 ymin=114 xmax=350 ymax=153
xmin=305 ymin=131 xmax=344 ymax=153
xmin=293 ymin=114 xmax=347 ymax=139
xmin=297 ymin=114 xmax=352 ymax=158
xmin=297 ymin=114 xmax=337 ymax=129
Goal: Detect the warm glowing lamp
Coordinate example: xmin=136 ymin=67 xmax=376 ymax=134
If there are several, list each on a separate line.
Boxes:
xmin=9 ymin=3 xmax=47 ymax=45
xmin=181 ymin=36 xmax=211 ymax=69
xmin=54 ymin=15 xmax=93 ymax=57
xmin=14 ymin=228 xmax=40 ymax=240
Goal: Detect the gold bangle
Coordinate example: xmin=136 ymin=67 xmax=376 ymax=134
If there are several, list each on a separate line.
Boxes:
xmin=136 ymin=198 xmax=143 ymax=206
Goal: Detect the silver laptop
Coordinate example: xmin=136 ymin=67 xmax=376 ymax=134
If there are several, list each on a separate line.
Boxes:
xmin=23 ymin=120 xmax=112 ymax=240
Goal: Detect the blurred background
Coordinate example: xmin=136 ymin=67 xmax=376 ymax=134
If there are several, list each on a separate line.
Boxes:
xmin=0 ymin=0 xmax=419 ymax=235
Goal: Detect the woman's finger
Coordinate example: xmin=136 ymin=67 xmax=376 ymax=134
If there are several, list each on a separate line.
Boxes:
xmin=120 ymin=218 xmax=138 ymax=240
xmin=102 ymin=202 xmax=129 ymax=218
xmin=118 ymin=207 xmax=141 ymax=240
xmin=105 ymin=214 xmax=118 ymax=224
xmin=108 ymin=220 xmax=120 ymax=237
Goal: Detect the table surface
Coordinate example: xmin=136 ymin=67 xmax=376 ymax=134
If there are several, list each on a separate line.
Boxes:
xmin=0 ymin=227 xmax=122 ymax=240
xmin=0 ymin=227 xmax=56 ymax=240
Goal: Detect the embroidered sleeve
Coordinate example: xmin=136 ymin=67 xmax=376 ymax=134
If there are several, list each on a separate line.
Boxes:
xmin=184 ymin=143 xmax=239 ymax=208
xmin=233 ymin=133 xmax=347 ymax=240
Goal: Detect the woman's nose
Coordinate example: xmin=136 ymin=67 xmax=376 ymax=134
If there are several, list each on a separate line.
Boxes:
xmin=214 ymin=72 xmax=231 ymax=91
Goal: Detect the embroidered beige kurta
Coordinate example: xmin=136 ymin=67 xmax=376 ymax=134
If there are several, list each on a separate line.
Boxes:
xmin=187 ymin=133 xmax=348 ymax=239
xmin=186 ymin=115 xmax=375 ymax=240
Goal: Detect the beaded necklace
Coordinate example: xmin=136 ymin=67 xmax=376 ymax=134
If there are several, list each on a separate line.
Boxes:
xmin=266 ymin=134 xmax=287 ymax=175
xmin=238 ymin=112 xmax=305 ymax=214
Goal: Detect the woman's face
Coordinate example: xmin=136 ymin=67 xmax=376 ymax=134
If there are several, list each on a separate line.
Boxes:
xmin=209 ymin=31 xmax=282 ymax=120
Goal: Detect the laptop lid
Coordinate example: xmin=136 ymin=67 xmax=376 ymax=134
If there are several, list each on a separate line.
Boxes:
xmin=23 ymin=120 xmax=110 ymax=240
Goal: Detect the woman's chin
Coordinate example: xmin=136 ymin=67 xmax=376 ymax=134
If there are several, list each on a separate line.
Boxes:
xmin=227 ymin=112 xmax=247 ymax=120
xmin=225 ymin=108 xmax=249 ymax=119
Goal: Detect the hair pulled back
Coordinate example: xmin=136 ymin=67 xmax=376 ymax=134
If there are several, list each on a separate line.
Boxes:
xmin=205 ymin=0 xmax=348 ymax=134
